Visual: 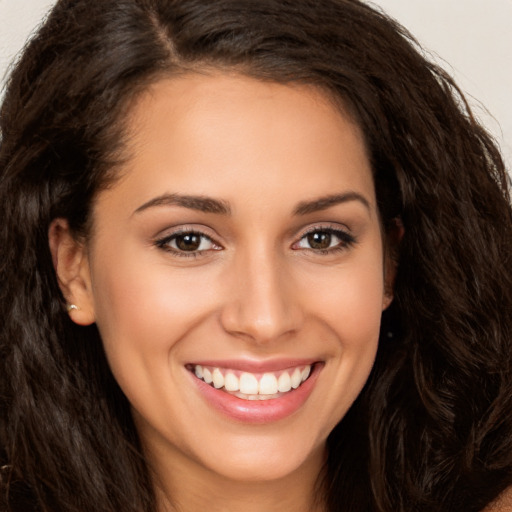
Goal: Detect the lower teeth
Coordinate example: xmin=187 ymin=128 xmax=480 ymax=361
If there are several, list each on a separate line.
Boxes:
xmin=229 ymin=390 xmax=283 ymax=401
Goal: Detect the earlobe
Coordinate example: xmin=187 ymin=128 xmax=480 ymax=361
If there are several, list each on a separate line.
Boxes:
xmin=48 ymin=218 xmax=96 ymax=325
xmin=382 ymin=256 xmax=397 ymax=310
xmin=382 ymin=291 xmax=394 ymax=311
xmin=382 ymin=216 xmax=404 ymax=311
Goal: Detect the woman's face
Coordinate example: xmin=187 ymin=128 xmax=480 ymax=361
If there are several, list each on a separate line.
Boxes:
xmin=78 ymin=74 xmax=391 ymax=483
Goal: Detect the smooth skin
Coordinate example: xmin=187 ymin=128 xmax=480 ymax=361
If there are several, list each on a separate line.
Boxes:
xmin=50 ymin=73 xmax=395 ymax=512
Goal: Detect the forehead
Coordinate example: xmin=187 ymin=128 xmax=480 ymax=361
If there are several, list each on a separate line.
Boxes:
xmin=99 ymin=72 xmax=375 ymax=217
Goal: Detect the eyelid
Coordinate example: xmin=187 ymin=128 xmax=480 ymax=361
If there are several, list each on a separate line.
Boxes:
xmin=154 ymin=223 xmax=220 ymax=242
xmin=296 ymin=222 xmax=353 ymax=239
xmin=152 ymin=222 xmax=356 ymax=258
xmin=154 ymin=225 xmax=223 ymax=256
xmin=292 ymin=223 xmax=356 ymax=252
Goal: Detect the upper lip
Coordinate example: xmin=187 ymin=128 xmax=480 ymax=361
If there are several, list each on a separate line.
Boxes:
xmin=186 ymin=358 xmax=320 ymax=373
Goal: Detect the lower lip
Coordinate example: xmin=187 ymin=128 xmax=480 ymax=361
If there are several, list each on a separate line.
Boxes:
xmin=189 ymin=364 xmax=322 ymax=424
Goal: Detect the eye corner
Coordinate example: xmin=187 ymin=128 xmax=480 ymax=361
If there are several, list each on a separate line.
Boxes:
xmin=292 ymin=224 xmax=356 ymax=254
xmin=154 ymin=228 xmax=223 ymax=258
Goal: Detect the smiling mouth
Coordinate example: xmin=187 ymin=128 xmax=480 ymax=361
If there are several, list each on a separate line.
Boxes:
xmin=188 ymin=364 xmax=313 ymax=401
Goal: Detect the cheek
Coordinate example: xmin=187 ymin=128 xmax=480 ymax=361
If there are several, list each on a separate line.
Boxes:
xmin=319 ymin=265 xmax=384 ymax=364
xmin=88 ymin=247 xmax=219 ymax=379
xmin=288 ymin=261 xmax=384 ymax=438
xmin=299 ymin=259 xmax=385 ymax=343
xmin=89 ymin=253 xmax=224 ymax=424
xmin=92 ymin=227 xmax=213 ymax=321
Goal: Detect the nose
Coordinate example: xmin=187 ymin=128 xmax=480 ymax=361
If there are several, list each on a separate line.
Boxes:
xmin=219 ymin=249 xmax=304 ymax=344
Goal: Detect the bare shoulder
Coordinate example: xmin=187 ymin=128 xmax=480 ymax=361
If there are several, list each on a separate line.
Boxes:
xmin=484 ymin=487 xmax=512 ymax=511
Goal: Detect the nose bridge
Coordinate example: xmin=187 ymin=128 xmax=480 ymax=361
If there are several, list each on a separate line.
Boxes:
xmin=220 ymin=243 xmax=302 ymax=343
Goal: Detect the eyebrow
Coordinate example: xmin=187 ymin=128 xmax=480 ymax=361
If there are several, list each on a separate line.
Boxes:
xmin=133 ymin=193 xmax=231 ymax=216
xmin=293 ymin=192 xmax=371 ymax=215
xmin=133 ymin=191 xmax=370 ymax=217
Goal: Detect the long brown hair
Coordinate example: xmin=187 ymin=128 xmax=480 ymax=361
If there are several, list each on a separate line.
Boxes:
xmin=1 ymin=1 xmax=511 ymax=511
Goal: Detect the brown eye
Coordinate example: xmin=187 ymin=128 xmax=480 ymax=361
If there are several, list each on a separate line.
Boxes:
xmin=175 ymin=233 xmax=202 ymax=251
xmin=307 ymin=231 xmax=332 ymax=250
xmin=294 ymin=227 xmax=355 ymax=253
xmin=157 ymin=231 xmax=220 ymax=255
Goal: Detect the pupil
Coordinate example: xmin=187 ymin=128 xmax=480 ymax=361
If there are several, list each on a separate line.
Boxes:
xmin=308 ymin=231 xmax=331 ymax=249
xmin=176 ymin=234 xmax=201 ymax=251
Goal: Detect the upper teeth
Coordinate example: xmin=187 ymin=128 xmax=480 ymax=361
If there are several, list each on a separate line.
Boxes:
xmin=193 ymin=364 xmax=312 ymax=396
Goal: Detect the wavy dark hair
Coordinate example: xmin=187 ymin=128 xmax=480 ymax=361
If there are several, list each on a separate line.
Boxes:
xmin=1 ymin=0 xmax=511 ymax=511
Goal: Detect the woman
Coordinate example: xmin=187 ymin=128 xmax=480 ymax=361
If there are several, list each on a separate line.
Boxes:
xmin=1 ymin=1 xmax=511 ymax=511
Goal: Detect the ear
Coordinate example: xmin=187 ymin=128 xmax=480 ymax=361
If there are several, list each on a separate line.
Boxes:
xmin=48 ymin=218 xmax=95 ymax=325
xmin=382 ymin=217 xmax=404 ymax=311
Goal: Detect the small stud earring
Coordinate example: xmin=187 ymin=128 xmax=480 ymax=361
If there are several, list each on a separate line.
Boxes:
xmin=67 ymin=304 xmax=80 ymax=312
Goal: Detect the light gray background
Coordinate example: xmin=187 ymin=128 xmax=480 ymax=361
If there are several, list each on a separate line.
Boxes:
xmin=1 ymin=0 xmax=511 ymax=167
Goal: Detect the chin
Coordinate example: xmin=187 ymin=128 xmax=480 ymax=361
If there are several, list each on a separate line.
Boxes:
xmin=191 ymin=430 xmax=327 ymax=484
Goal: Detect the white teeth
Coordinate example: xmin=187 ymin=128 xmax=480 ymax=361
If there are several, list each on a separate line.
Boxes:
xmin=212 ymin=368 xmax=224 ymax=389
xmin=224 ymin=372 xmax=239 ymax=392
xmin=291 ymin=368 xmax=302 ymax=389
xmin=259 ymin=373 xmax=278 ymax=395
xmin=277 ymin=371 xmax=292 ymax=392
xmin=239 ymin=372 xmax=259 ymax=394
xmin=192 ymin=364 xmax=313 ymax=399
xmin=235 ymin=392 xmax=280 ymax=401
xmin=202 ymin=367 xmax=213 ymax=384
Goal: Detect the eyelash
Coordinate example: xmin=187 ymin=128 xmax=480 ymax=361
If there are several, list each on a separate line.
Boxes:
xmin=155 ymin=229 xmax=221 ymax=258
xmin=293 ymin=226 xmax=356 ymax=254
xmin=154 ymin=225 xmax=356 ymax=258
